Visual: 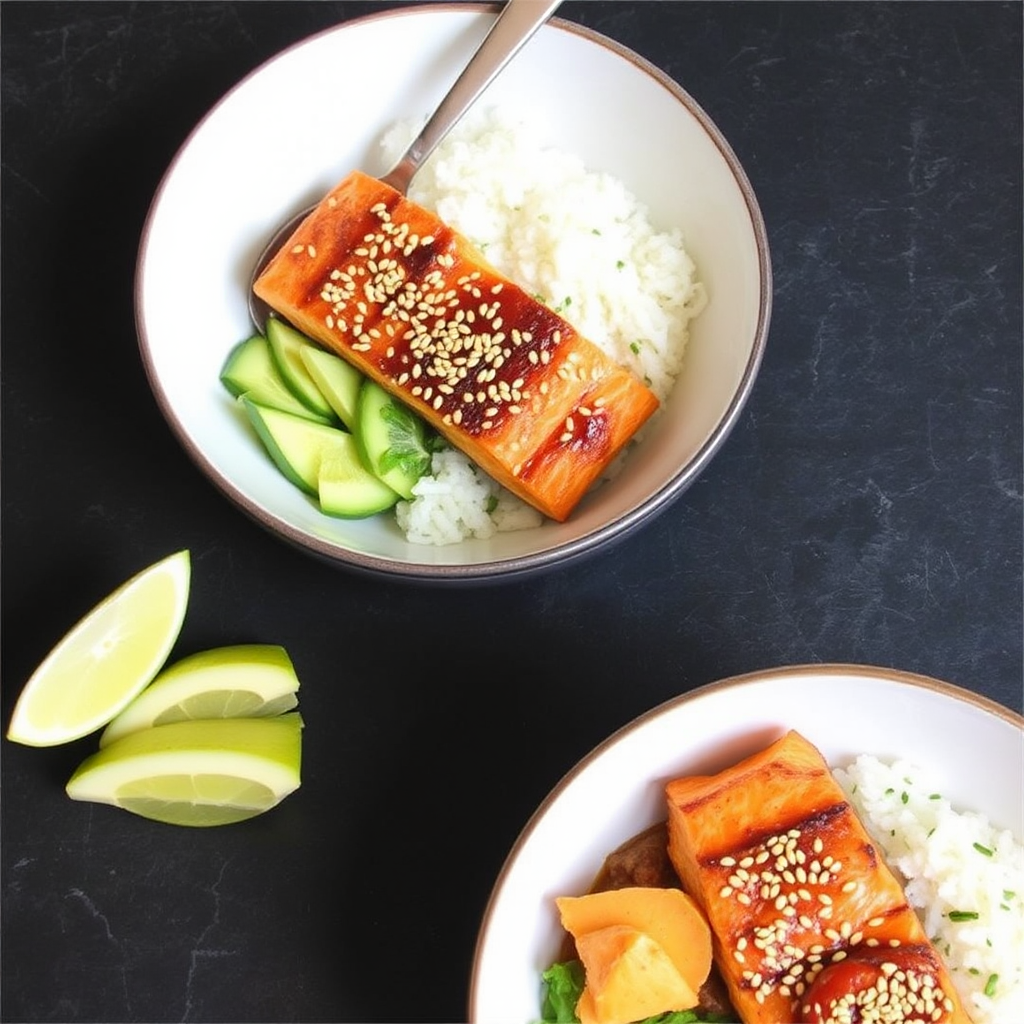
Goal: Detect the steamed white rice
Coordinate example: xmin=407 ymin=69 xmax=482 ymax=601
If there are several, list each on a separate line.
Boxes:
xmin=380 ymin=107 xmax=706 ymax=546
xmin=835 ymin=755 xmax=1024 ymax=1024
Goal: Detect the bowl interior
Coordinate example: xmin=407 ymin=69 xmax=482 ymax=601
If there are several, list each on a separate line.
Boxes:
xmin=468 ymin=665 xmax=1024 ymax=1021
xmin=136 ymin=6 xmax=769 ymax=577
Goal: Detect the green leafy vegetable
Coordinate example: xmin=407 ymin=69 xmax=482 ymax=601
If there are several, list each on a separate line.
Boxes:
xmin=539 ymin=960 xmax=584 ymax=1023
xmin=376 ymin=401 xmax=439 ymax=479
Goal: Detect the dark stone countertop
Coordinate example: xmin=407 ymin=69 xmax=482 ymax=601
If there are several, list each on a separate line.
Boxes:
xmin=2 ymin=2 xmax=1021 ymax=1021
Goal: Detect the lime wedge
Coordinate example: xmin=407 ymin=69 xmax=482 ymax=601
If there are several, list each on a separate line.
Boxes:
xmin=66 ymin=714 xmax=303 ymax=827
xmin=99 ymin=644 xmax=300 ymax=747
xmin=6 ymin=550 xmax=191 ymax=747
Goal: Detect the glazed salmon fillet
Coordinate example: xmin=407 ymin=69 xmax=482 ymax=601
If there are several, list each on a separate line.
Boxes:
xmin=664 ymin=731 xmax=972 ymax=1024
xmin=252 ymin=170 xmax=659 ymax=521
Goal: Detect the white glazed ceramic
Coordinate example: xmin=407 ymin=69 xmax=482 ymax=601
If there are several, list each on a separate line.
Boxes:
xmin=136 ymin=4 xmax=771 ymax=582
xmin=468 ymin=664 xmax=1024 ymax=1022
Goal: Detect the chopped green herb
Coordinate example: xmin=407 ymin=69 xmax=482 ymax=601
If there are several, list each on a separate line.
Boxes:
xmin=630 ymin=341 xmax=641 ymax=355
xmin=485 ymin=495 xmax=499 ymax=515
xmin=591 ymin=228 xmax=601 ymax=235
xmin=973 ymin=842 xmax=994 ymax=856
xmin=378 ymin=401 xmax=434 ymax=479
xmin=985 ymin=974 xmax=999 ymax=997
xmin=1004 ymin=889 xmax=1017 ymax=900
xmin=947 ymin=910 xmax=979 ymax=922
xmin=900 ymin=791 xmax=909 ymax=804
xmin=885 ymin=787 xmax=895 ymax=796
xmin=929 ymin=793 xmax=942 ymax=800
xmin=969 ymin=968 xmax=981 ymax=975
xmin=616 ymin=259 xmax=626 ymax=270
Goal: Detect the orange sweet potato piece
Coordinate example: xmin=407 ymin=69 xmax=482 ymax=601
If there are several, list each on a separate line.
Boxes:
xmin=574 ymin=925 xmax=699 ymax=1024
xmin=664 ymin=730 xmax=972 ymax=1024
xmin=556 ymin=885 xmax=712 ymax=1012
xmin=252 ymin=170 xmax=659 ymax=521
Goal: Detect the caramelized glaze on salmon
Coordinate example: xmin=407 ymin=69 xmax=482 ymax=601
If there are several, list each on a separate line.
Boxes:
xmin=664 ymin=731 xmax=972 ymax=1024
xmin=253 ymin=171 xmax=660 ymax=521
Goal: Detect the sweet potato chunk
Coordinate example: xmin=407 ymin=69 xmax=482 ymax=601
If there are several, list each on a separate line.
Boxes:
xmin=556 ymin=885 xmax=712 ymax=1019
xmin=574 ymin=925 xmax=698 ymax=1024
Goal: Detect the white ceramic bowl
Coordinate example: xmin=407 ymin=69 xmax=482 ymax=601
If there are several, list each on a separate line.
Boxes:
xmin=136 ymin=4 xmax=771 ymax=582
xmin=468 ymin=664 xmax=1024 ymax=1021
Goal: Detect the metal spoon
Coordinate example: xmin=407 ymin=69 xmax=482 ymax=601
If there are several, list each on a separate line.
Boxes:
xmin=249 ymin=0 xmax=563 ymax=332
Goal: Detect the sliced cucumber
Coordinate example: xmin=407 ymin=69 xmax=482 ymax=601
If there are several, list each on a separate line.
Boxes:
xmin=221 ymin=335 xmax=332 ymax=423
xmin=299 ymin=345 xmax=363 ymax=431
xmin=318 ymin=433 xmax=399 ymax=518
xmin=355 ymin=379 xmax=434 ymax=500
xmin=241 ymin=396 xmax=354 ymax=495
xmin=266 ymin=318 xmax=336 ymax=420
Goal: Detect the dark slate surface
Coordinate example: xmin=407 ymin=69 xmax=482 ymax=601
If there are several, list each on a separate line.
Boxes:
xmin=2 ymin=3 xmax=1021 ymax=1021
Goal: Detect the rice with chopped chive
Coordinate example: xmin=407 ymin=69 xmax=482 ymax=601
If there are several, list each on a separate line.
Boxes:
xmin=834 ymin=755 xmax=1024 ymax=1024
xmin=381 ymin=106 xmax=706 ymax=546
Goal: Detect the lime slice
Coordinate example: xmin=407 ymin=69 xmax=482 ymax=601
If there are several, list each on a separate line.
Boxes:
xmin=66 ymin=714 xmax=303 ymax=827
xmin=6 ymin=550 xmax=191 ymax=747
xmin=99 ymin=644 xmax=300 ymax=747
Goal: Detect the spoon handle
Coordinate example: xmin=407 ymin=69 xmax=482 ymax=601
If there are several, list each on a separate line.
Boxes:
xmin=381 ymin=0 xmax=563 ymax=193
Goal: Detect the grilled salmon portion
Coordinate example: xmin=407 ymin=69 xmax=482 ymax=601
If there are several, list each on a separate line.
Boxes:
xmin=252 ymin=170 xmax=660 ymax=521
xmin=664 ymin=731 xmax=972 ymax=1024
